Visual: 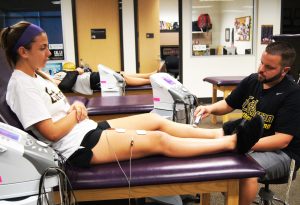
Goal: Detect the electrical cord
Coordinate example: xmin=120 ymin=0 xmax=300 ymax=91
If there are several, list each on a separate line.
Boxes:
xmin=37 ymin=151 xmax=77 ymax=205
xmin=37 ymin=167 xmax=77 ymax=205
xmin=105 ymin=130 xmax=134 ymax=205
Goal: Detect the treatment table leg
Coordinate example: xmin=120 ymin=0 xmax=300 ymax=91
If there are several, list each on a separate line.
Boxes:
xmin=225 ymin=180 xmax=239 ymax=205
xmin=222 ymin=89 xmax=231 ymax=123
xmin=211 ymin=85 xmax=218 ymax=124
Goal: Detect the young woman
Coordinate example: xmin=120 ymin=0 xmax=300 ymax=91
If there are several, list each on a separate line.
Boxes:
xmin=0 ymin=21 xmax=263 ymax=168
xmin=51 ymin=66 xmax=157 ymax=95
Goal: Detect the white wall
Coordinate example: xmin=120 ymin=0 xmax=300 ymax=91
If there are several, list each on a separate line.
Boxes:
xmin=160 ymin=0 xmax=178 ymax=22
xmin=122 ymin=0 xmax=136 ymax=73
xmin=256 ymin=0 xmax=281 ymax=68
xmin=60 ymin=0 xmax=75 ymax=63
xmin=182 ymin=0 xmax=281 ymax=98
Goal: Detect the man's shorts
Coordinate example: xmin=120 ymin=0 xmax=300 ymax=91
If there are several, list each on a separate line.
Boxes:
xmin=67 ymin=121 xmax=111 ymax=168
xmin=249 ymin=150 xmax=291 ymax=181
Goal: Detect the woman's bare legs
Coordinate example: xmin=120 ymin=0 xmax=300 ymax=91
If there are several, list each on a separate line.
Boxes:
xmin=107 ymin=113 xmax=224 ymax=139
xmin=91 ymin=128 xmax=236 ymax=164
xmin=123 ymin=75 xmax=151 ymax=86
xmin=122 ymin=71 xmax=156 ymax=79
xmin=91 ymin=113 xmax=263 ymax=165
xmin=121 ymin=64 xmax=167 ymax=86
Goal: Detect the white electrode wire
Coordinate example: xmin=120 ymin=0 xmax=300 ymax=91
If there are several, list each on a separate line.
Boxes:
xmin=105 ymin=131 xmax=134 ymax=205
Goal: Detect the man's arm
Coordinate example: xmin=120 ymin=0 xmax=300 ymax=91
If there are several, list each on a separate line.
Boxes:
xmin=252 ymin=132 xmax=293 ymax=151
xmin=194 ymin=99 xmax=234 ymax=119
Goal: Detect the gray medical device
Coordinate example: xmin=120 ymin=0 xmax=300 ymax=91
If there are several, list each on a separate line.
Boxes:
xmin=0 ymin=122 xmax=58 ymax=203
xmin=150 ymin=73 xmax=197 ymax=124
xmin=98 ymin=64 xmax=125 ymax=96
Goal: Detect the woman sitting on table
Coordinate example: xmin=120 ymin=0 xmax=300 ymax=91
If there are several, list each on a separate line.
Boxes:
xmin=1 ymin=21 xmax=263 ymax=168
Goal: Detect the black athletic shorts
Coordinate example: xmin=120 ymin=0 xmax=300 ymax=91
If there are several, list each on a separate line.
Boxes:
xmin=90 ymin=72 xmax=101 ymax=91
xmin=67 ymin=121 xmax=111 ymax=168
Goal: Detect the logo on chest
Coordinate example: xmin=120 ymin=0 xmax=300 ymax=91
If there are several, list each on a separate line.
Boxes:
xmin=45 ymin=87 xmax=65 ymax=104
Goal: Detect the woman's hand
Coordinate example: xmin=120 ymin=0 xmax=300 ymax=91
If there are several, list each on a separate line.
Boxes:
xmin=68 ymin=101 xmax=88 ymax=122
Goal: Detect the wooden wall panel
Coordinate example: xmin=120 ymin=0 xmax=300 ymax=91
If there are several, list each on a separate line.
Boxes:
xmin=138 ymin=0 xmax=160 ymax=73
xmin=76 ymin=0 xmax=120 ymax=71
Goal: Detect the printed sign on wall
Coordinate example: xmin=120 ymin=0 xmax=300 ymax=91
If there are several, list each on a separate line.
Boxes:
xmin=49 ymin=44 xmax=64 ymax=60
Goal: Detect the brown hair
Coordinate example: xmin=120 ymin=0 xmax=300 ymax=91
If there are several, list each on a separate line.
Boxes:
xmin=0 ymin=21 xmax=31 ymax=67
xmin=266 ymin=41 xmax=296 ymax=68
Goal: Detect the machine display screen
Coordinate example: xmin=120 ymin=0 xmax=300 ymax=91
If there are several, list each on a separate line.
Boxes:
xmin=163 ymin=77 xmax=175 ymax=85
xmin=0 ymin=127 xmax=21 ymax=141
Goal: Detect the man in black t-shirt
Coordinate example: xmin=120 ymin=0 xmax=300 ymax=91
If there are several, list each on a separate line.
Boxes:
xmin=194 ymin=41 xmax=300 ymax=205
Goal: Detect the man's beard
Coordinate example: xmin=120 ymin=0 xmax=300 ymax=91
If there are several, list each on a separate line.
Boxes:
xmin=258 ymin=71 xmax=282 ymax=83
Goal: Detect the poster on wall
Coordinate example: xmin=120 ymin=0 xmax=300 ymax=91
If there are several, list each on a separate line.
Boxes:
xmin=261 ymin=25 xmax=273 ymax=44
xmin=234 ymin=16 xmax=251 ymax=41
xmin=49 ymin=44 xmax=64 ymax=60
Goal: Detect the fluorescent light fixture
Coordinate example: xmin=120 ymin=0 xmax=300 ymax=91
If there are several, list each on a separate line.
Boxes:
xmin=51 ymin=1 xmax=61 ymax=4
xmin=204 ymin=0 xmax=233 ymax=1
xmin=243 ymin=5 xmax=253 ymax=9
xmin=222 ymin=9 xmax=245 ymax=13
xmin=192 ymin=6 xmax=213 ymax=9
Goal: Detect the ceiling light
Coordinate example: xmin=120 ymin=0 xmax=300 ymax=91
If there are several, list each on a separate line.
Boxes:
xmin=51 ymin=1 xmax=61 ymax=5
xmin=222 ymin=9 xmax=244 ymax=13
xmin=243 ymin=5 xmax=253 ymax=9
xmin=199 ymin=0 xmax=233 ymax=1
xmin=192 ymin=6 xmax=213 ymax=9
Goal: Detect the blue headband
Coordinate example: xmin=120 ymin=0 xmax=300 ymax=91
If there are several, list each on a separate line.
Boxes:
xmin=13 ymin=24 xmax=44 ymax=53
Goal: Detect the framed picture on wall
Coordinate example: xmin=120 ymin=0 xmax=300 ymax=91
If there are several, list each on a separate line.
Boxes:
xmin=261 ymin=25 xmax=273 ymax=44
xmin=225 ymin=28 xmax=230 ymax=42
xmin=234 ymin=16 xmax=251 ymax=41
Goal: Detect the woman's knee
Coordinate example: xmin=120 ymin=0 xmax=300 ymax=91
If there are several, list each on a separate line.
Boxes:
xmin=145 ymin=113 xmax=167 ymax=126
xmin=152 ymin=131 xmax=174 ymax=155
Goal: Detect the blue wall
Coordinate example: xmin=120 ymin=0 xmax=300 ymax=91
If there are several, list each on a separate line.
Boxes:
xmin=2 ymin=11 xmax=63 ymax=45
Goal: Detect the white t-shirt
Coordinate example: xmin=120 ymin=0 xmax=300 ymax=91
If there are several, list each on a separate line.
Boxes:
xmin=6 ymin=70 xmax=97 ymax=159
xmin=72 ymin=72 xmax=93 ymax=95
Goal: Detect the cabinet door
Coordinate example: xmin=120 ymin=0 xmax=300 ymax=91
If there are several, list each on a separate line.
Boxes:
xmin=137 ymin=0 xmax=160 ymax=73
xmin=75 ymin=0 xmax=121 ymax=71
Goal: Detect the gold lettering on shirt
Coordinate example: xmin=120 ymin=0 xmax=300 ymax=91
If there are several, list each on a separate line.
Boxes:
xmin=241 ymin=96 xmax=274 ymax=130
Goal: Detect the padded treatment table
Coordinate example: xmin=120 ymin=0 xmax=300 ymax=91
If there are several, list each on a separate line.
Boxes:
xmin=66 ymin=96 xmax=89 ymax=106
xmin=83 ymin=94 xmax=154 ymax=121
xmin=63 ymin=84 xmax=152 ymax=98
xmin=203 ymin=76 xmax=246 ymax=124
xmin=54 ymin=152 xmax=265 ymax=205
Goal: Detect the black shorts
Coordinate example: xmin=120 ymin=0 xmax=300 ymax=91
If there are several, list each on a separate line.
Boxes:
xmin=90 ymin=72 xmax=101 ymax=91
xmin=67 ymin=121 xmax=111 ymax=168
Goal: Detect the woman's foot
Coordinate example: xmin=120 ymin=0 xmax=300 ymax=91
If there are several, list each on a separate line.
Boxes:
xmin=235 ymin=115 xmax=264 ymax=154
xmin=158 ymin=61 xmax=167 ymax=73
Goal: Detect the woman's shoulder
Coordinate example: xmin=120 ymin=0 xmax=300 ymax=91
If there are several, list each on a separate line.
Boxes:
xmin=8 ymin=70 xmax=41 ymax=94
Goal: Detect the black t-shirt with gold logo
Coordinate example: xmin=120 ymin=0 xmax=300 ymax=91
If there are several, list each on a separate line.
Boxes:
xmin=226 ymin=73 xmax=300 ymax=166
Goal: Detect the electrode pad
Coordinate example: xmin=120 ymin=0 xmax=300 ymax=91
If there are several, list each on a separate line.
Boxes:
xmin=136 ymin=130 xmax=147 ymax=135
xmin=115 ymin=128 xmax=126 ymax=133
